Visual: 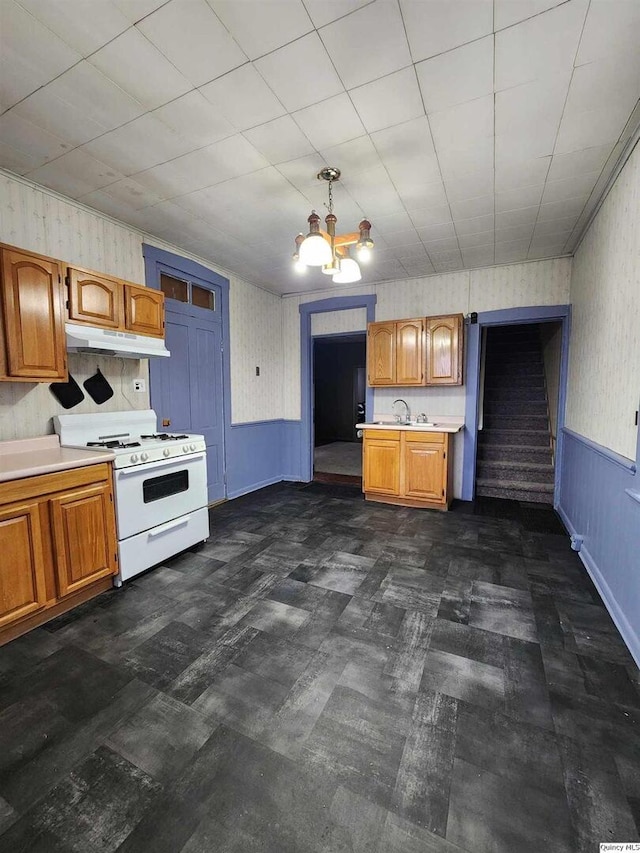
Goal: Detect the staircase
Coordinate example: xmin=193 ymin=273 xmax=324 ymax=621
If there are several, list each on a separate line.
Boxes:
xmin=476 ymin=325 xmax=555 ymax=504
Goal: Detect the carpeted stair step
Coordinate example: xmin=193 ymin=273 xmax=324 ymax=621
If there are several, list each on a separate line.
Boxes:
xmin=477 ymin=459 xmax=555 ymax=484
xmin=484 ymin=384 xmax=546 ymax=399
xmin=485 ymin=363 xmax=544 ymax=377
xmin=484 ymin=400 xmax=548 ymax=416
xmin=485 ymin=377 xmax=546 ymax=391
xmin=481 ymin=428 xmax=552 ymax=447
xmin=475 ymin=479 xmax=554 ymax=504
xmin=478 ymin=443 xmax=553 ymax=464
xmin=483 ymin=414 xmax=549 ymax=431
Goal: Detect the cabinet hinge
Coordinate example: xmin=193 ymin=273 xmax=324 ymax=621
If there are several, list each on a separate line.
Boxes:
xmin=443 ymin=452 xmax=446 ymax=459
xmin=109 ymin=493 xmax=113 ymax=502
xmin=114 ymin=551 xmax=118 ymax=562
xmin=442 ymin=488 xmax=445 ymax=497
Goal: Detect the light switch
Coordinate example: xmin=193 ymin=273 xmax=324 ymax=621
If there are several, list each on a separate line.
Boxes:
xmin=256 ymin=366 xmax=260 ymax=376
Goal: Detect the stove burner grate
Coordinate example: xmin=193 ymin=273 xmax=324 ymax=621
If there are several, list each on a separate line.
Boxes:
xmin=87 ymin=440 xmax=141 ymax=449
xmin=140 ymin=433 xmax=189 ymax=441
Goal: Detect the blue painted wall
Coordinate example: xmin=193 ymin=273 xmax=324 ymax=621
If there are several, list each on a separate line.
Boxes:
xmin=557 ymin=428 xmax=640 ymax=667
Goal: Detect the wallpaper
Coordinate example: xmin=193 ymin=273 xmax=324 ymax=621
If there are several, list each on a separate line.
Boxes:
xmin=311 ymin=308 xmax=367 ymax=336
xmin=566 ymin=142 xmax=640 ymax=461
xmin=0 ymin=171 xmax=279 ymax=438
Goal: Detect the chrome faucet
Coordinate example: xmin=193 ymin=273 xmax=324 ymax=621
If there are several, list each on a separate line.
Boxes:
xmin=393 ymin=398 xmax=411 ymax=424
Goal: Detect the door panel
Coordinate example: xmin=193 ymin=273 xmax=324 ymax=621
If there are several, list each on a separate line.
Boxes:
xmin=364 ymin=439 xmax=400 ymax=495
xmin=403 ymin=442 xmax=445 ymax=501
xmin=124 ymin=285 xmax=164 ymax=337
xmin=396 ymin=319 xmax=424 ymax=385
xmin=426 ymin=315 xmax=463 ymax=385
xmin=68 ymin=269 xmax=121 ymax=328
xmin=0 ymin=501 xmax=47 ymax=628
xmin=367 ymin=322 xmax=395 ymax=385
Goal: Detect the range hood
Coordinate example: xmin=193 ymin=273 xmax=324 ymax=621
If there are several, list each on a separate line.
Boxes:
xmin=65 ymin=323 xmax=170 ymax=359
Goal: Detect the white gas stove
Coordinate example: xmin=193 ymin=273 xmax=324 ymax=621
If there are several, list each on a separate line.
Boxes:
xmin=54 ymin=410 xmax=210 ymax=584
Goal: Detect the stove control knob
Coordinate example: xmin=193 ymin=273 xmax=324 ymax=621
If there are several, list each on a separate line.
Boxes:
xmin=182 ymin=445 xmax=189 ymax=453
xmin=190 ymin=443 xmax=196 ymax=452
xmin=163 ymin=448 xmax=170 ymax=457
xmin=130 ymin=453 xmax=139 ymax=464
xmin=140 ymin=452 xmax=149 ymax=462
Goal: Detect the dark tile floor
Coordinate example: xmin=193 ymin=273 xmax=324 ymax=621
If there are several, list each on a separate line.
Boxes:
xmin=1 ymin=483 xmax=638 ymax=853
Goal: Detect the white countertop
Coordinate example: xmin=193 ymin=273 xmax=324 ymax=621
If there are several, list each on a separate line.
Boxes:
xmin=0 ymin=435 xmax=115 ymax=483
xmin=359 ymin=418 xmax=464 ymax=434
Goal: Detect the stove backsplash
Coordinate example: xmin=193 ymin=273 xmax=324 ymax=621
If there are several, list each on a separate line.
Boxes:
xmin=0 ymin=353 xmax=150 ymax=441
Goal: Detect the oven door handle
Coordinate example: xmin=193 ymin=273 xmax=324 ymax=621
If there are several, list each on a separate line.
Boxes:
xmin=147 ymin=516 xmax=191 ymax=538
xmin=117 ymin=453 xmax=206 ymax=477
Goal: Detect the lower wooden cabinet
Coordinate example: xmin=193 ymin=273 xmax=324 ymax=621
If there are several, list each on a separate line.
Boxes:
xmin=0 ymin=463 xmax=117 ymax=645
xmin=362 ymin=429 xmax=454 ymax=510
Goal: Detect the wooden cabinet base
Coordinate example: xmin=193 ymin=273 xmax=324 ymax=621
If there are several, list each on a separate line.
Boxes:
xmin=364 ymin=492 xmax=451 ymax=511
xmin=0 ymin=576 xmax=112 ymax=646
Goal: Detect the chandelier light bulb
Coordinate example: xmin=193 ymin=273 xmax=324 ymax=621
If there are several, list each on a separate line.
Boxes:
xmin=356 ymin=246 xmax=371 ymax=262
xmin=293 ymin=257 xmax=307 ymax=273
xmin=333 ymin=257 xmax=361 ymax=284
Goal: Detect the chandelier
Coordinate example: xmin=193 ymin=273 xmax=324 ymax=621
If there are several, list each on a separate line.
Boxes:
xmin=292 ymin=167 xmax=374 ymax=284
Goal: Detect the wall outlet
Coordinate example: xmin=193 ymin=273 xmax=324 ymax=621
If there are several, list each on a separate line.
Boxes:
xmin=133 ymin=378 xmax=146 ymax=393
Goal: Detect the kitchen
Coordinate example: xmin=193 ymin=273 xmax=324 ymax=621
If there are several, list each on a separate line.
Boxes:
xmin=1 ymin=0 xmax=639 ymax=851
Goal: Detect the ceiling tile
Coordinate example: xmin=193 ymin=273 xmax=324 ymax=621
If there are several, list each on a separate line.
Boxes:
xmin=533 ymin=215 xmax=579 ymax=237
xmin=0 ymin=111 xmax=73 ymax=168
xmin=395 ymin=242 xmax=429 ymax=261
xmin=400 ymin=182 xmax=449 ymax=212
xmin=554 ymin=100 xmax=634 ymax=155
xmin=457 ymin=230 xmax=495 ymax=248
xmin=0 ymin=0 xmax=81 ymax=107
xmin=82 ymin=113 xmax=196 ymax=175
xmin=293 ymin=93 xmax=365 ymax=150
xmin=416 ymin=221 xmax=456 ymax=242
xmin=495 ymin=123 xmax=559 ymax=163
xmin=430 ymin=95 xmax=493 ymax=151
xmin=373 ymin=211 xmax=415 ymax=235
xmin=401 ymin=258 xmax=436 ymax=276
xmin=349 ymin=67 xmax=424 ymax=134
xmin=0 ymin=140 xmax=41 ymax=174
xmin=546 ymin=145 xmax=613 ymax=181
xmin=372 ymin=117 xmax=440 ymax=188
xmin=438 ymin=137 xmax=494 ymax=182
xmin=495 ymin=0 xmax=588 ymax=91
xmin=495 ymin=206 xmax=539 ymax=228
xmin=200 ymin=65 xmax=287 ymax=131
xmin=27 ymin=149 xmax=125 ymax=198
xmin=450 ymin=195 xmax=493 ymax=220
xmin=576 ymin=0 xmax=640 ymax=65
xmin=276 ymin=153 xmax=328 ymax=192
xmin=445 ymin=171 xmax=494 ymax=202
xmin=563 ymin=51 xmax=640 ymax=117
xmin=152 ymin=90 xmax=235 ymax=147
xmin=77 ymin=187 xmax=144 ymax=222
xmin=304 ymin=0 xmax=372 ymax=29
xmin=12 ymin=63 xmax=145 ymax=146
xmin=89 ymin=28 xmax=193 ymax=110
xmin=494 ymin=0 xmax=566 ymax=31
xmin=112 ymin=1 xmax=168 ymax=24
xmin=255 ymin=32 xmax=344 ymax=112
xmin=208 ymin=0 xmax=313 ymax=60
xmin=340 ymin=164 xmax=405 ymax=218
xmin=455 ymin=214 xmax=494 ymax=236
xmin=537 ymin=196 xmax=588 ymax=221
xmin=320 ymin=136 xmax=382 ymax=178
xmin=494 ymin=239 xmax=530 ymax=263
xmin=16 ymin=0 xmax=130 ymax=56
xmin=495 ymin=73 xmax=568 ymax=140
xmin=320 ymin=1 xmax=411 ymax=90
xmin=495 ymin=184 xmax=544 ymax=213
xmin=400 ymin=0 xmax=492 ymax=62
xmin=410 ymin=204 xmax=453 ymax=228
xmin=416 ymin=36 xmax=493 ymax=115
xmin=244 ymin=115 xmax=314 ymax=163
xmin=95 ymin=176 xmax=164 ymax=210
xmin=423 ymin=237 xmax=461 ymax=253
xmin=462 ymin=245 xmax=495 ymax=267
xmin=541 ymin=172 xmax=600 ymax=204
xmin=495 ymin=156 xmax=551 ymax=191
xmin=494 ymin=223 xmax=536 ymax=242
xmin=137 ymin=0 xmax=247 ymax=88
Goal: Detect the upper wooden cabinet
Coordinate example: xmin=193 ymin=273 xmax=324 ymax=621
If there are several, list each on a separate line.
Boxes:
xmin=367 ymin=313 xmax=463 ymax=387
xmin=0 ymin=247 xmax=67 ymax=382
xmin=67 ymin=268 xmax=122 ymax=328
xmin=368 ymin=318 xmax=424 ymax=386
xmin=67 ymin=266 xmax=165 ymax=338
xmin=426 ymin=314 xmax=463 ymax=386
xmin=124 ymin=284 xmax=164 ymax=337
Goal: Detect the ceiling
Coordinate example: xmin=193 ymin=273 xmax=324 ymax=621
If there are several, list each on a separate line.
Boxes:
xmin=1 ymin=0 xmax=639 ymax=296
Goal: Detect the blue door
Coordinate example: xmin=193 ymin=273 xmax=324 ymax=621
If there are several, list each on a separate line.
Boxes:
xmin=149 ymin=265 xmax=226 ymax=503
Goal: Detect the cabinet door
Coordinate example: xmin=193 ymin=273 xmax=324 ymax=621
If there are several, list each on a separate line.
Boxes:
xmin=124 ymin=284 xmax=165 ymax=337
xmin=0 ymin=501 xmax=48 ymax=629
xmin=50 ymin=483 xmax=117 ymax=597
xmin=0 ymin=249 xmax=66 ymax=380
xmin=68 ymin=268 xmax=122 ymax=329
xmin=425 ymin=315 xmax=463 ymax=385
xmin=364 ymin=438 xmax=400 ymax=495
xmin=402 ymin=439 xmax=446 ymax=501
xmin=396 ymin=319 xmax=425 ymax=385
xmin=367 ymin=322 xmax=396 ymax=385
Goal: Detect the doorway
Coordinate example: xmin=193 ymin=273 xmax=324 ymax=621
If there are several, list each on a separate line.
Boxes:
xmin=143 ymin=246 xmax=229 ymax=504
xmin=313 ymin=334 xmax=366 ymax=483
xmin=475 ymin=321 xmax=563 ymax=504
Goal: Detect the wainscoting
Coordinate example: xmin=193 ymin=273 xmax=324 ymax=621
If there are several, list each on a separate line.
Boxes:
xmin=557 ymin=427 xmax=640 ymax=667
xmin=226 ymin=419 xmax=303 ymax=499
